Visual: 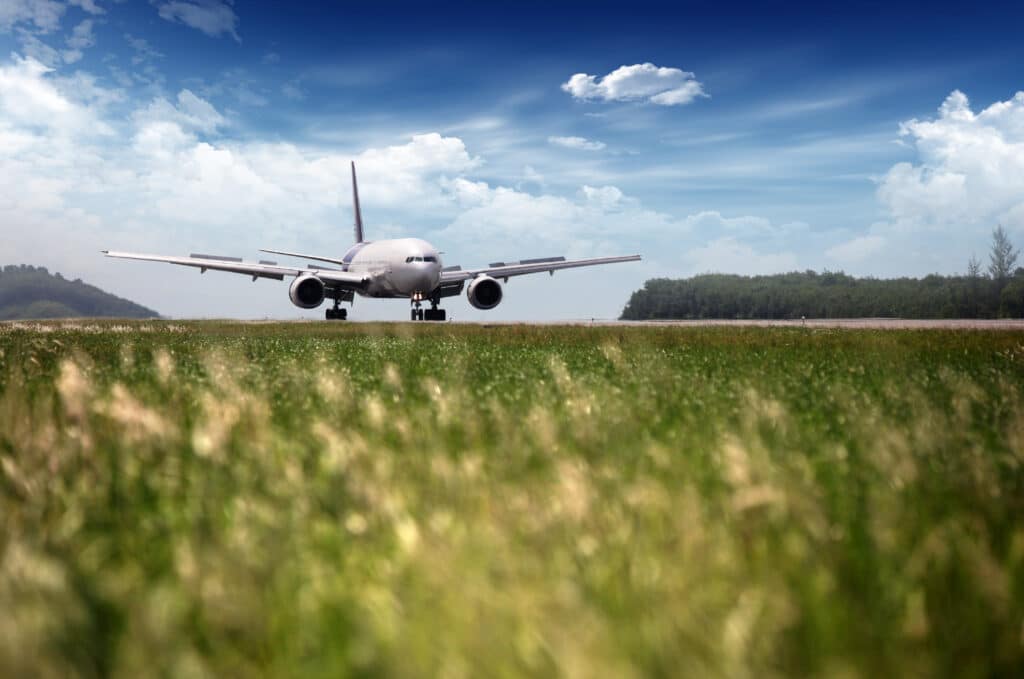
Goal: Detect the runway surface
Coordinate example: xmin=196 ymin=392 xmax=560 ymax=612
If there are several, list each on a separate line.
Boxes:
xmin=5 ymin=318 xmax=1024 ymax=330
xmin=473 ymin=318 xmax=1024 ymax=329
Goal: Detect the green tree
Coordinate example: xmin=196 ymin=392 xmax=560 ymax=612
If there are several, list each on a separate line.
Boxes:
xmin=967 ymin=254 xmax=983 ymax=279
xmin=988 ymin=225 xmax=1018 ymax=284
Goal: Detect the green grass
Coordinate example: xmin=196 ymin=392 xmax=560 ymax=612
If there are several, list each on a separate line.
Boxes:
xmin=2 ymin=320 xmax=1023 ymax=678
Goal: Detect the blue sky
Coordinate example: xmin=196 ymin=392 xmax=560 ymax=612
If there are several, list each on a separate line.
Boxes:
xmin=2 ymin=0 xmax=1023 ymax=319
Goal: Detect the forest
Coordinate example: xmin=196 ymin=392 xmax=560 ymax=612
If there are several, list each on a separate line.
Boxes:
xmin=621 ymin=227 xmax=1024 ymax=320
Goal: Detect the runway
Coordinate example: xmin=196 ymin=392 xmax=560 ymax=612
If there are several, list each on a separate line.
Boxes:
xmin=473 ymin=318 xmax=1024 ymax=330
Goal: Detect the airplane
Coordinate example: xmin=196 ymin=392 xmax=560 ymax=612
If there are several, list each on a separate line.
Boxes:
xmin=103 ymin=163 xmax=642 ymax=321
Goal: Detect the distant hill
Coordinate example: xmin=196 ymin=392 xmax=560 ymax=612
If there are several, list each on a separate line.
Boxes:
xmin=621 ymin=269 xmax=1024 ymax=320
xmin=0 ymin=265 xmax=159 ymax=320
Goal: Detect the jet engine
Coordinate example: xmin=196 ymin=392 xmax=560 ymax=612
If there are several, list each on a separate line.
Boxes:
xmin=467 ymin=275 xmax=503 ymax=310
xmin=289 ymin=274 xmax=326 ymax=309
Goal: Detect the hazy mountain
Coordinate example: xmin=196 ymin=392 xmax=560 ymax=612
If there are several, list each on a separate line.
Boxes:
xmin=0 ymin=265 xmax=159 ymax=320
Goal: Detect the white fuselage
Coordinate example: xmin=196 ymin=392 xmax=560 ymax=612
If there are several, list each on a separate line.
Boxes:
xmin=343 ymin=238 xmax=443 ymax=298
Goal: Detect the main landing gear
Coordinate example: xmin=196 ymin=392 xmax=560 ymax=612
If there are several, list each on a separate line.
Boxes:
xmin=326 ymin=296 xmax=348 ymax=320
xmin=411 ymin=295 xmax=446 ymax=322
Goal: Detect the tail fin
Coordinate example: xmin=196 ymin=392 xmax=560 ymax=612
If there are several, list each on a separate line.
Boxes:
xmin=351 ymin=161 xmax=365 ymax=243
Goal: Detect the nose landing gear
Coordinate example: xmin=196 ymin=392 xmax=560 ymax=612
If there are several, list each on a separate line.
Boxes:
xmin=411 ymin=294 xmax=446 ymax=322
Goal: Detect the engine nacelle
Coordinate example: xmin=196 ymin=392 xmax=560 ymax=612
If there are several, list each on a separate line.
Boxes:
xmin=467 ymin=275 xmax=503 ymax=310
xmin=289 ymin=274 xmax=325 ymax=309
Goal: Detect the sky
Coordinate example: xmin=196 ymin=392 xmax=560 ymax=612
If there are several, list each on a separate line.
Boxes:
xmin=1 ymin=0 xmax=1023 ymax=320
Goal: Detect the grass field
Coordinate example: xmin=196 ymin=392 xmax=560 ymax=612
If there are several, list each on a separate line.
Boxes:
xmin=2 ymin=320 xmax=1023 ymax=678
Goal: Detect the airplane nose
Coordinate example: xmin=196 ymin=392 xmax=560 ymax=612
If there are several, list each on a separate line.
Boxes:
xmin=404 ymin=262 xmax=440 ymax=294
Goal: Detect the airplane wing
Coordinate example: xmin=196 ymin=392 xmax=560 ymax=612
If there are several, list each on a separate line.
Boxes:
xmin=258 ymin=248 xmax=348 ymax=267
xmin=440 ymin=254 xmax=641 ymax=283
xmin=102 ymin=251 xmax=370 ymax=288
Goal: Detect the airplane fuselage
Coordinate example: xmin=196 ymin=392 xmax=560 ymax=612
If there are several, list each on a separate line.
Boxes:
xmin=342 ymin=238 xmax=443 ymax=298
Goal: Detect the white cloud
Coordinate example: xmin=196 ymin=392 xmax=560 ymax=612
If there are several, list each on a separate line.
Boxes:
xmin=562 ymin=63 xmax=706 ymax=106
xmin=684 ymin=237 xmax=798 ymax=275
xmin=579 ymin=185 xmax=623 ymax=209
xmin=134 ymin=88 xmax=225 ymax=136
xmin=825 ymin=235 xmax=886 ymax=263
xmin=548 ymin=135 xmax=606 ymax=151
xmin=0 ymin=0 xmax=64 ymax=33
xmin=437 ymin=180 xmax=682 ymax=259
xmin=353 ymin=132 xmax=480 ymax=205
xmin=61 ymin=18 xmax=94 ymax=63
xmin=0 ymin=54 xmax=109 ymax=133
xmin=155 ymin=0 xmax=240 ymax=42
xmin=17 ymin=31 xmax=62 ymax=66
xmin=125 ymin=33 xmax=164 ymax=65
xmin=68 ymin=0 xmax=104 ymax=14
xmin=877 ymin=89 xmax=1024 ymax=233
xmin=65 ymin=18 xmax=93 ymax=50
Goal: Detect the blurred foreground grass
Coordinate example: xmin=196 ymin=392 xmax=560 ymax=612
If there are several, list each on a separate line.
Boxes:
xmin=1 ymin=320 xmax=1023 ymax=678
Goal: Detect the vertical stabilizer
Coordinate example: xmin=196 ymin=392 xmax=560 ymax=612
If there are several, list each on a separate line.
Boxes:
xmin=351 ymin=161 xmax=365 ymax=243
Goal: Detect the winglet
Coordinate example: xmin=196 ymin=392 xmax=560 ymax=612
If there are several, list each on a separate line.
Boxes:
xmin=351 ymin=161 xmax=364 ymax=244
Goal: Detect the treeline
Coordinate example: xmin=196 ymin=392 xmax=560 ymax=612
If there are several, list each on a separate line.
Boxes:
xmin=0 ymin=264 xmax=159 ymax=320
xmin=621 ymin=226 xmax=1024 ymax=320
xmin=620 ymin=269 xmax=1024 ymax=320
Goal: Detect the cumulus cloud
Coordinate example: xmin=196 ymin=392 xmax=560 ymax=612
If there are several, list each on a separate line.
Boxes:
xmin=0 ymin=52 xmax=480 ymax=250
xmin=154 ymin=0 xmax=240 ymax=42
xmin=562 ymin=63 xmax=706 ymax=106
xmin=548 ymin=135 xmax=606 ymax=151
xmin=437 ymin=178 xmax=686 ymax=259
xmin=877 ymin=89 xmax=1024 ymax=233
xmin=0 ymin=0 xmax=65 ymax=33
xmin=0 ymin=54 xmax=110 ymax=133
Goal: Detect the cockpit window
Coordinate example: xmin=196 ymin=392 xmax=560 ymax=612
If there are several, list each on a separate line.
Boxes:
xmin=405 ymin=256 xmax=413 ymax=263
xmin=424 ymin=256 xmax=436 ymax=262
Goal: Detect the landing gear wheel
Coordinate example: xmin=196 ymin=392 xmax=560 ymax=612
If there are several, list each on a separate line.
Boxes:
xmin=326 ymin=309 xmax=334 ymax=320
xmin=417 ymin=309 xmax=424 ymax=321
xmin=424 ymin=308 xmax=446 ymax=321
xmin=411 ymin=308 xmax=418 ymax=321
xmin=326 ymin=307 xmax=348 ymax=321
xmin=339 ymin=308 xmax=347 ymax=320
